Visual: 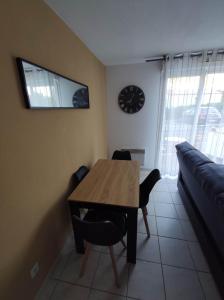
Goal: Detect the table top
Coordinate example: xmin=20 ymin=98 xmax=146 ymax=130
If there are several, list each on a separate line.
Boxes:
xmin=68 ymin=159 xmax=140 ymax=208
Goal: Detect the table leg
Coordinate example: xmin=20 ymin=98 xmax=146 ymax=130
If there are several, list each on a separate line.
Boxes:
xmin=127 ymin=208 xmax=138 ymax=263
xmin=69 ymin=203 xmax=85 ymax=254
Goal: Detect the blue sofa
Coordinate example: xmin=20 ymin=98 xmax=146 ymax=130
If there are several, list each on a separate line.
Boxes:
xmin=176 ymin=141 xmax=224 ymax=296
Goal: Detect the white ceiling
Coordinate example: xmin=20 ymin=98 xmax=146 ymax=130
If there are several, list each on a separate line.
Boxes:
xmin=45 ymin=0 xmax=224 ymax=66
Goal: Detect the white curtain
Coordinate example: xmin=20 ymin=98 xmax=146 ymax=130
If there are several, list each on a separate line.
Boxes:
xmin=157 ymin=50 xmax=224 ymax=177
xmin=25 ymin=66 xmax=61 ymax=107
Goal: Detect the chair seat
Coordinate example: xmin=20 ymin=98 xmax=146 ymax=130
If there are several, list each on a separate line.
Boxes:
xmin=74 ymin=211 xmax=124 ymax=287
xmin=84 ymin=209 xmax=127 ymax=237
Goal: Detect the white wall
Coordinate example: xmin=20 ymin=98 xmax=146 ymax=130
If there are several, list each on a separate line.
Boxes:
xmin=106 ymin=62 xmax=162 ymax=168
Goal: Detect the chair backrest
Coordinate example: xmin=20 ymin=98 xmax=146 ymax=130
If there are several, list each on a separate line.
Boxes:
xmin=71 ymin=166 xmax=89 ymax=190
xmin=139 ymin=169 xmax=161 ymax=208
xmin=112 ymin=150 xmax=131 ymax=160
xmin=72 ymin=215 xmax=122 ymax=246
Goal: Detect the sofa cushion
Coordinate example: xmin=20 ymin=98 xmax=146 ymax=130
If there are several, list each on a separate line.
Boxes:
xmin=195 ymin=163 xmax=224 ymax=207
xmin=176 ymin=142 xmax=213 ymax=173
xmin=176 ymin=141 xmax=196 ymax=153
xmin=182 ymin=149 xmax=213 ymax=172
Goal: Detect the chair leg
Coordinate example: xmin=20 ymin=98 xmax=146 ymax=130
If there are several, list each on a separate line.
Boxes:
xmin=80 ymin=242 xmax=91 ymax=277
xmin=142 ymin=207 xmax=150 ymax=238
xmin=109 ymin=246 xmax=120 ymax=288
xmin=144 ymin=206 xmax=148 ymax=215
xmin=120 ymin=238 xmax=126 ymax=248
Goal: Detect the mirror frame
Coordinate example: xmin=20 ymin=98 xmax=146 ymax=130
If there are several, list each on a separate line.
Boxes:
xmin=16 ymin=57 xmax=90 ymax=109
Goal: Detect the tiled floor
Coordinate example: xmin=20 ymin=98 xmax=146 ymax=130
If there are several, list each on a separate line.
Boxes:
xmin=36 ymin=172 xmax=221 ymax=300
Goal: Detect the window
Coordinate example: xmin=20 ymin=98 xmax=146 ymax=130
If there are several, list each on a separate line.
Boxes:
xmin=159 ymin=68 xmax=224 ymax=177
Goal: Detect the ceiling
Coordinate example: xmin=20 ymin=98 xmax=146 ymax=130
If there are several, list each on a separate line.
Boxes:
xmin=45 ymin=0 xmax=224 ymax=66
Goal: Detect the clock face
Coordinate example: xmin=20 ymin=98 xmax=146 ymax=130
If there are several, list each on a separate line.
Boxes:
xmin=118 ymin=85 xmax=145 ymax=114
xmin=73 ymin=87 xmax=89 ymax=108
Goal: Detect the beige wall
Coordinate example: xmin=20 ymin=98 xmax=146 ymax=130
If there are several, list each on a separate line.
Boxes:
xmin=0 ymin=1 xmax=107 ymax=299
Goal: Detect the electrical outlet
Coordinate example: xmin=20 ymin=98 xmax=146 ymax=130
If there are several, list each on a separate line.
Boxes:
xmin=30 ymin=262 xmax=39 ymax=279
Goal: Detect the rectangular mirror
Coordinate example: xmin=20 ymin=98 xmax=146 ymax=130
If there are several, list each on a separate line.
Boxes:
xmin=16 ymin=58 xmax=90 ymax=109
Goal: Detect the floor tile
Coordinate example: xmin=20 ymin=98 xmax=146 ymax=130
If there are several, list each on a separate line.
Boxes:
xmin=174 ymin=204 xmax=189 ymax=220
xmin=110 ymin=239 xmax=127 ymax=257
xmin=150 ymin=191 xmax=173 ymax=204
xmin=128 ymin=260 xmax=165 ymax=300
xmin=156 ymin=217 xmax=184 ymax=239
xmin=138 ymin=214 xmax=157 ymax=235
xmin=163 ymin=265 xmax=204 ymax=300
xmin=89 ymin=289 xmax=126 ymax=300
xmin=92 ymin=253 xmax=128 ymax=296
xmin=165 ymin=178 xmax=177 ymax=184
xmin=60 ymin=233 xmax=75 ymax=255
xmin=96 ymin=238 xmax=127 ymax=257
xmin=153 ymin=182 xmax=169 ymax=192
xmin=146 ymin=201 xmax=155 ymax=216
xmin=92 ymin=244 xmax=104 ymax=253
xmin=188 ymin=242 xmax=210 ymax=272
xmin=136 ymin=234 xmax=161 ymax=263
xmin=171 ymin=192 xmax=182 ymax=204
xmin=159 ymin=237 xmax=194 ymax=269
xmin=154 ymin=203 xmax=178 ymax=218
xmin=168 ymin=183 xmax=178 ymax=192
xmin=51 ymin=282 xmax=90 ymax=300
xmin=59 ymin=250 xmax=100 ymax=287
xmin=50 ymin=252 xmax=72 ymax=279
xmin=35 ymin=279 xmax=57 ymax=300
xmin=198 ymin=272 xmax=222 ymax=300
xmin=180 ymin=220 xmax=198 ymax=242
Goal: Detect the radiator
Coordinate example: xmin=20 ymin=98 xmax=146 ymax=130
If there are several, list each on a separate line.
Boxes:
xmin=121 ymin=148 xmax=145 ymax=166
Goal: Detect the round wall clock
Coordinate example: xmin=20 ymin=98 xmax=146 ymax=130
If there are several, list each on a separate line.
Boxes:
xmin=118 ymin=85 xmax=145 ymax=114
xmin=73 ymin=88 xmax=89 ymax=108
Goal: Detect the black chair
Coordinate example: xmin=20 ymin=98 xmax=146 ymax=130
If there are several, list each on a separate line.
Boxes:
xmin=69 ymin=166 xmax=89 ymax=215
xmin=72 ymin=210 xmax=127 ymax=287
xmin=112 ymin=150 xmax=131 ymax=160
xmin=139 ymin=169 xmax=161 ymax=237
xmin=71 ymin=166 xmax=89 ymax=189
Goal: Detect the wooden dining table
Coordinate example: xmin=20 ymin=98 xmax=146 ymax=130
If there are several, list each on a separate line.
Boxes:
xmin=68 ymin=159 xmax=140 ymax=263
